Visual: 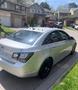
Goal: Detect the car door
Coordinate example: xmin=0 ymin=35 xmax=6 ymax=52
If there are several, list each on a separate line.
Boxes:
xmin=58 ymin=30 xmax=73 ymax=57
xmin=42 ymin=31 xmax=66 ymax=64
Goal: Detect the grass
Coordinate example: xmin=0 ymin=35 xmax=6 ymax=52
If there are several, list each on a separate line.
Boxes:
xmin=64 ymin=26 xmax=75 ymax=31
xmin=1 ymin=25 xmax=15 ymax=33
xmin=53 ymin=63 xmax=78 ymax=90
xmin=0 ymin=25 xmax=15 ymax=37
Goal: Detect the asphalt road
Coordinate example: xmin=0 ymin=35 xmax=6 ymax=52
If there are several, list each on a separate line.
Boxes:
xmin=0 ymin=29 xmax=78 ymax=90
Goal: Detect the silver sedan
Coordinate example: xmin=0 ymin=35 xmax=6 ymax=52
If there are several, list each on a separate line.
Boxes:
xmin=0 ymin=27 xmax=77 ymax=79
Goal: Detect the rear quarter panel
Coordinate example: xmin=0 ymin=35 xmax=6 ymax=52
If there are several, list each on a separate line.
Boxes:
xmin=23 ymin=47 xmax=50 ymax=74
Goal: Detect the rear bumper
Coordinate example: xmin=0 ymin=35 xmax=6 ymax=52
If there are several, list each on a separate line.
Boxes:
xmin=0 ymin=58 xmax=37 ymax=78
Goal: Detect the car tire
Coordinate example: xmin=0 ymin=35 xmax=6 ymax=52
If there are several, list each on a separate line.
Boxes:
xmin=38 ymin=58 xmax=53 ymax=79
xmin=70 ymin=43 xmax=76 ymax=55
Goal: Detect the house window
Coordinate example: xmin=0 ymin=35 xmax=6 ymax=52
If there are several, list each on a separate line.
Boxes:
xmin=4 ymin=2 xmax=7 ymax=8
xmin=16 ymin=5 xmax=20 ymax=11
xmin=32 ymin=7 xmax=36 ymax=13
xmin=21 ymin=7 xmax=25 ymax=11
xmin=1 ymin=2 xmax=7 ymax=8
xmin=0 ymin=0 xmax=4 ymax=3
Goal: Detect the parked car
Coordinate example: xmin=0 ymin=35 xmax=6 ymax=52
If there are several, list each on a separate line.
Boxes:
xmin=74 ymin=24 xmax=78 ymax=30
xmin=0 ymin=27 xmax=76 ymax=79
xmin=55 ymin=22 xmax=63 ymax=29
xmin=70 ymin=23 xmax=78 ymax=30
xmin=70 ymin=23 xmax=75 ymax=28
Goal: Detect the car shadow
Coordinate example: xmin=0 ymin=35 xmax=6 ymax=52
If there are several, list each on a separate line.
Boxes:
xmin=0 ymin=52 xmax=78 ymax=90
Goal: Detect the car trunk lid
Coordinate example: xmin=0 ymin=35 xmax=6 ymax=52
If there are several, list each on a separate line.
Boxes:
xmin=0 ymin=38 xmax=31 ymax=63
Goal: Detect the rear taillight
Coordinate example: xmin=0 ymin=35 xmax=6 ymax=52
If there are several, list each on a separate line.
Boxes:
xmin=12 ymin=52 xmax=34 ymax=63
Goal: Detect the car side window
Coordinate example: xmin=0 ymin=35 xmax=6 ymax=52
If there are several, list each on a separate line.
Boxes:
xmin=58 ymin=31 xmax=70 ymax=40
xmin=42 ymin=33 xmax=53 ymax=45
xmin=42 ymin=31 xmax=61 ymax=45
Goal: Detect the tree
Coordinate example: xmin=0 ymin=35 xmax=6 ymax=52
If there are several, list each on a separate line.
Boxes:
xmin=57 ymin=2 xmax=78 ymax=12
xmin=57 ymin=4 xmax=69 ymax=12
xmin=68 ymin=2 xmax=78 ymax=9
xmin=40 ymin=2 xmax=51 ymax=10
xmin=30 ymin=16 xmax=38 ymax=26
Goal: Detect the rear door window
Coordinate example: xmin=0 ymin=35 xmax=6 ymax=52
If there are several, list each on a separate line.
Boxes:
xmin=58 ymin=31 xmax=70 ymax=40
xmin=42 ymin=31 xmax=62 ymax=45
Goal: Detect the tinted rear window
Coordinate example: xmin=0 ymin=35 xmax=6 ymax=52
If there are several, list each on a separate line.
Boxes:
xmin=7 ymin=30 xmax=42 ymax=45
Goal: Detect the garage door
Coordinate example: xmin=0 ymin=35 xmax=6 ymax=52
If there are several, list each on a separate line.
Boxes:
xmin=11 ymin=14 xmax=22 ymax=27
xmin=0 ymin=16 xmax=11 ymax=26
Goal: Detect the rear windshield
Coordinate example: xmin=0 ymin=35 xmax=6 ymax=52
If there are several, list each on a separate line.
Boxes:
xmin=7 ymin=30 xmax=42 ymax=45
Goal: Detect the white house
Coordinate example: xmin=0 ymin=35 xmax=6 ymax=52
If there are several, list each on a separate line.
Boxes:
xmin=70 ymin=8 xmax=78 ymax=16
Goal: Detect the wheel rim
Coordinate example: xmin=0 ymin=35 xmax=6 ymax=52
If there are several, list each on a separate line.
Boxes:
xmin=42 ymin=63 xmax=52 ymax=77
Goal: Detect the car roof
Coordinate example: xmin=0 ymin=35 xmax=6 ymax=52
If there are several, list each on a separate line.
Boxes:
xmin=18 ymin=27 xmax=60 ymax=33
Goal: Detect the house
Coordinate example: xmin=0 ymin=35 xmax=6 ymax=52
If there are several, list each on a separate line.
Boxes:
xmin=43 ymin=8 xmax=54 ymax=15
xmin=63 ymin=15 xmax=78 ymax=26
xmin=43 ymin=8 xmax=56 ymax=20
xmin=27 ymin=3 xmax=56 ymax=26
xmin=7 ymin=0 xmax=35 ymax=5
xmin=54 ymin=8 xmax=78 ymax=26
xmin=0 ymin=1 xmax=55 ymax=27
xmin=0 ymin=0 xmax=28 ymax=27
xmin=27 ymin=3 xmax=46 ymax=26
xmin=55 ymin=9 xmax=71 ymax=21
xmin=62 ymin=8 xmax=78 ymax=26
xmin=21 ymin=0 xmax=35 ymax=5
xmin=7 ymin=0 xmax=17 ymax=3
xmin=70 ymin=8 xmax=78 ymax=16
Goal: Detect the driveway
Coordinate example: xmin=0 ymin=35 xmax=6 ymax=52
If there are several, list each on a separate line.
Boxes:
xmin=0 ymin=29 xmax=78 ymax=90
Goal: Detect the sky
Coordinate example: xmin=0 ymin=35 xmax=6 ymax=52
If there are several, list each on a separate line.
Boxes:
xmin=35 ymin=0 xmax=78 ymax=9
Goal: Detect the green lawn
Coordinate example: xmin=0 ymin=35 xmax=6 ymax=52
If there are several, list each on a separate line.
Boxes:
xmin=1 ymin=25 xmax=15 ymax=33
xmin=64 ymin=26 xmax=75 ymax=31
xmin=53 ymin=63 xmax=78 ymax=90
xmin=0 ymin=25 xmax=15 ymax=37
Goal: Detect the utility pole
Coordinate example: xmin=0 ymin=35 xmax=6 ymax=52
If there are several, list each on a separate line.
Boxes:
xmin=58 ymin=11 xmax=60 ymax=22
